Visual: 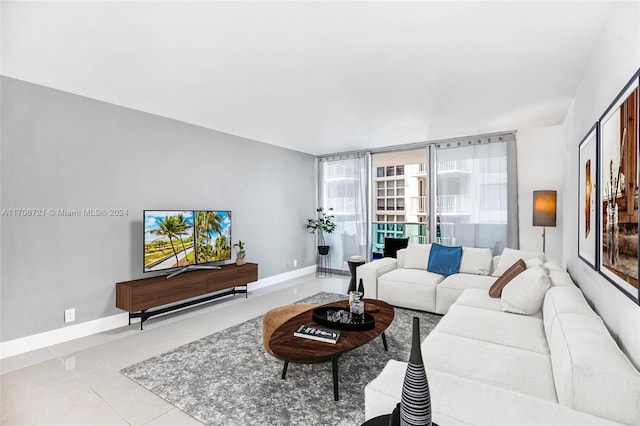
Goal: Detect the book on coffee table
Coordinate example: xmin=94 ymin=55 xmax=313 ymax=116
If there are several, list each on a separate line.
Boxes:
xmin=294 ymin=324 xmax=340 ymax=344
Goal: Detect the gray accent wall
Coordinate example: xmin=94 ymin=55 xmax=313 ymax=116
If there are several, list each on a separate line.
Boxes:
xmin=1 ymin=77 xmax=317 ymax=342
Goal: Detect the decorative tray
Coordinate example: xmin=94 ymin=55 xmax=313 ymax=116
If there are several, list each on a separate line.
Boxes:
xmin=312 ymin=307 xmax=375 ymax=331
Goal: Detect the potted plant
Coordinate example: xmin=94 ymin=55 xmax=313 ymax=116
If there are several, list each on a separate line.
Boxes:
xmin=233 ymin=240 xmax=246 ymax=265
xmin=306 ymin=207 xmax=336 ymax=255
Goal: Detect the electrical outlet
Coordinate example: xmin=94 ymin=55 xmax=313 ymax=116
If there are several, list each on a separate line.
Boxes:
xmin=64 ymin=308 xmax=76 ymax=323
xmin=293 ymin=259 xmax=298 ymax=267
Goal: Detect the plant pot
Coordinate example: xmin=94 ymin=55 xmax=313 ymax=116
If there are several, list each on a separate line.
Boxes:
xmin=318 ymin=245 xmax=330 ymax=255
xmin=236 ymin=254 xmax=246 ymax=265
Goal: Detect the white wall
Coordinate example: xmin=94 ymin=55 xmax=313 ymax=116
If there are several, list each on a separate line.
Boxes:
xmin=1 ymin=77 xmax=317 ymax=342
xmin=562 ymin=2 xmax=640 ymax=368
xmin=516 ymin=126 xmax=564 ymax=260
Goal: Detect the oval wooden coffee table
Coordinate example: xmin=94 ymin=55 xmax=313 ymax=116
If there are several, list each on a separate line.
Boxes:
xmin=269 ymin=298 xmax=394 ymax=401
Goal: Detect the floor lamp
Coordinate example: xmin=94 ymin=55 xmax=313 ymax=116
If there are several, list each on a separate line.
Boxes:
xmin=533 ymin=190 xmax=557 ymax=253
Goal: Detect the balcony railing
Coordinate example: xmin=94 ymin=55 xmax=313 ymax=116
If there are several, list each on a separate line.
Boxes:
xmin=409 ymin=196 xmax=427 ymax=214
xmin=437 ymin=160 xmax=467 ymax=172
xmin=437 ymin=195 xmax=466 ymax=214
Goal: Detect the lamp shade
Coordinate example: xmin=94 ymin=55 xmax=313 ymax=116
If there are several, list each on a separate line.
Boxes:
xmin=533 ymin=190 xmax=557 ymax=227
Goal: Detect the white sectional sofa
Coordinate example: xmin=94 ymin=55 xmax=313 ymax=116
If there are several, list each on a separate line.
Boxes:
xmin=363 ymin=255 xmax=640 ymax=425
xmin=357 ymin=243 xmax=538 ymax=314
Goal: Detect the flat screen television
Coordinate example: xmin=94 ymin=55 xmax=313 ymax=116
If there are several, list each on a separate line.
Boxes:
xmin=144 ymin=210 xmax=232 ymax=273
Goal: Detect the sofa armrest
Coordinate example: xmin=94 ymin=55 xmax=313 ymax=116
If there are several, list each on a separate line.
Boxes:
xmin=356 ymin=258 xmax=397 ymax=299
xmin=396 ymin=248 xmax=407 ymax=268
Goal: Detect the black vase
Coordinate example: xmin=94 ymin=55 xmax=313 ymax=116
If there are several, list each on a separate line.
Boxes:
xmin=400 ymin=317 xmax=431 ymax=426
xmin=318 ymin=245 xmax=330 ymax=255
xmin=357 ymin=278 xmax=365 ymax=297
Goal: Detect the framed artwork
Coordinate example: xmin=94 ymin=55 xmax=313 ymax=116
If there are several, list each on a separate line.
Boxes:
xmin=598 ymin=70 xmax=639 ymax=304
xmin=578 ymin=123 xmax=598 ymax=269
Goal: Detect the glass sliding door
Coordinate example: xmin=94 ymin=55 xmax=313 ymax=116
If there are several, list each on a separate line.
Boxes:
xmin=317 ymin=132 xmax=517 ymax=266
xmin=371 ymin=149 xmax=431 ymax=258
xmin=435 ymin=141 xmax=515 ymax=254
xmin=318 ymin=153 xmax=369 ymax=272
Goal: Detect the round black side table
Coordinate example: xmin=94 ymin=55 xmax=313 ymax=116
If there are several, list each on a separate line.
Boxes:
xmin=347 ymin=259 xmax=365 ymax=293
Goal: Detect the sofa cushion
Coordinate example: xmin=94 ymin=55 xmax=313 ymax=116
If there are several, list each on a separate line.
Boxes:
xmin=525 ymin=257 xmax=544 ymax=269
xmin=489 ymin=259 xmax=526 ymax=298
xmin=455 ymin=288 xmax=504 ymax=312
xmin=364 ymin=359 xmax=407 ymax=420
xmin=492 ymin=248 xmax=546 ymax=276
xmin=544 ymin=259 xmax=564 ymax=272
xmin=377 ymin=268 xmax=443 ymax=312
xmin=542 ymin=286 xmax=598 ymax=337
xmin=379 ymin=267 xmax=444 ymax=286
xmin=546 ymin=312 xmax=640 ymax=425
xmin=501 ymin=266 xmax=550 ymax=315
xmin=422 ymin=331 xmax=558 ymax=402
xmin=435 ymin=304 xmax=549 ymax=355
xmin=435 ymin=274 xmax=497 ymax=315
xmin=458 ymin=247 xmax=493 ymax=275
xmin=427 ymin=243 xmax=462 ymax=275
xmin=403 ymin=244 xmax=432 ymax=269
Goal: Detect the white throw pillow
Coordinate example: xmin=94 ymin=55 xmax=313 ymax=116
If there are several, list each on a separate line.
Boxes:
xmin=403 ymin=244 xmax=432 ymax=270
xmin=492 ymin=248 xmax=546 ymax=277
xmin=525 ymin=257 xmax=544 ymax=268
xmin=544 ymin=259 xmax=564 ymax=272
xmin=501 ymin=266 xmax=551 ymax=315
xmin=459 ymin=247 xmax=493 ymax=276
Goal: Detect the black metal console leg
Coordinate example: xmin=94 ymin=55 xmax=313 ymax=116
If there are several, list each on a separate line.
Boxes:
xmin=332 ymin=356 xmax=339 ymax=401
xmin=140 ymin=310 xmax=146 ymax=330
xmin=381 ymin=332 xmax=388 ymax=351
xmin=281 ymin=361 xmax=289 ymax=380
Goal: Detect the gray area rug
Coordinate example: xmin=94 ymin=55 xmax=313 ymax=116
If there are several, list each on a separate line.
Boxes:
xmin=121 ymin=292 xmax=441 ymax=426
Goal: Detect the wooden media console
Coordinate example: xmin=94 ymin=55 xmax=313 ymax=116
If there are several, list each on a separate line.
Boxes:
xmin=116 ymin=262 xmax=258 ymax=329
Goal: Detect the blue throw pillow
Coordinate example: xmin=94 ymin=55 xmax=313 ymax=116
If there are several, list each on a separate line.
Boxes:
xmin=427 ymin=243 xmax=463 ymax=275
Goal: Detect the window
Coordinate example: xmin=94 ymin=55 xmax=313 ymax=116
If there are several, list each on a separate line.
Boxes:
xmin=319 ymin=154 xmax=368 ymax=272
xmin=436 ymin=142 xmax=513 ymax=252
xmin=371 ymin=149 xmax=430 ymax=256
xmin=386 ymin=166 xmax=395 ymax=177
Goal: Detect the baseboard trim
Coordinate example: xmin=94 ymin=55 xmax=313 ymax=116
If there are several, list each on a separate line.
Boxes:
xmin=0 ymin=266 xmax=316 ymax=359
xmin=0 ymin=313 xmax=130 ymax=360
xmin=250 ymin=265 xmax=316 ymax=291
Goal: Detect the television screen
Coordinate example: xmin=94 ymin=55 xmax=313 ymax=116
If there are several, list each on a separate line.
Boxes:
xmin=144 ymin=210 xmax=232 ymax=273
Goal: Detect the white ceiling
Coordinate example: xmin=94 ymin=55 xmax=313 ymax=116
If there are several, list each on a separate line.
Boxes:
xmin=1 ymin=1 xmax=615 ymax=155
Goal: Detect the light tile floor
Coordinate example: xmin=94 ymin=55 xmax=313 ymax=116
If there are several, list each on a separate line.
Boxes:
xmin=1 ymin=274 xmax=350 ymax=425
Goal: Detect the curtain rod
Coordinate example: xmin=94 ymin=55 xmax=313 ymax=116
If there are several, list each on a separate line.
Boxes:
xmin=318 ymin=130 xmax=517 ymax=159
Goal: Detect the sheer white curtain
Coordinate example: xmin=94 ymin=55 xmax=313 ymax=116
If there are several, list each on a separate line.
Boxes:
xmin=435 ymin=141 xmax=518 ymax=254
xmin=318 ymin=153 xmax=369 ymax=272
